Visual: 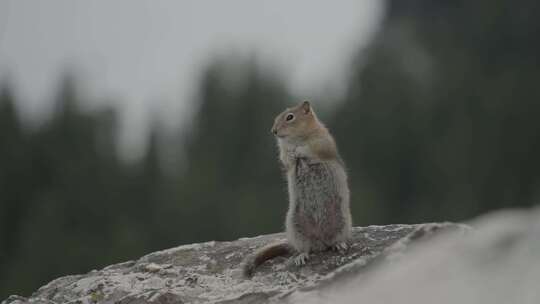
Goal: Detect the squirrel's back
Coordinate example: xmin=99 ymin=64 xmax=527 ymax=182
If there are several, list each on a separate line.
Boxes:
xmin=242 ymin=101 xmax=352 ymax=278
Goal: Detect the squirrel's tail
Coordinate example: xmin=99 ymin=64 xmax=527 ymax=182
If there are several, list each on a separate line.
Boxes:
xmin=242 ymin=241 xmax=292 ymax=278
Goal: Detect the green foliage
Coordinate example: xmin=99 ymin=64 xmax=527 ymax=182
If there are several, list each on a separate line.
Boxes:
xmin=1 ymin=0 xmax=540 ymax=298
xmin=332 ymin=0 xmax=540 ymax=224
xmin=179 ymin=59 xmax=290 ymax=242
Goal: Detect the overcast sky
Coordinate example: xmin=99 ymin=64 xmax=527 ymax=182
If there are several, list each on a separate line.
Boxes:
xmin=0 ymin=0 xmax=383 ymax=158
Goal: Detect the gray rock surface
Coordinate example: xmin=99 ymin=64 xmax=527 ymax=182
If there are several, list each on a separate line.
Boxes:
xmin=290 ymin=207 xmax=540 ymax=304
xmin=1 ymin=223 xmax=463 ymax=304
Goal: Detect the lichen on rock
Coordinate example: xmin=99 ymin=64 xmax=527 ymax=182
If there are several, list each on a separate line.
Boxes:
xmin=1 ymin=223 xmax=465 ymax=304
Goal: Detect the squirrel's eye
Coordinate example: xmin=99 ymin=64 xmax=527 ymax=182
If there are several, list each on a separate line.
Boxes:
xmin=286 ymin=113 xmax=295 ymax=121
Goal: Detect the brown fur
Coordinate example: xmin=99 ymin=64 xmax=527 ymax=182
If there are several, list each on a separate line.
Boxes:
xmin=271 ymin=101 xmax=338 ymax=162
xmin=242 ymin=101 xmax=350 ymax=278
xmin=241 ymin=242 xmax=292 ymax=278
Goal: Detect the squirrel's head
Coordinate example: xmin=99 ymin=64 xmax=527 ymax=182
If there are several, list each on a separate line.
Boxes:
xmin=271 ymin=101 xmax=319 ymax=141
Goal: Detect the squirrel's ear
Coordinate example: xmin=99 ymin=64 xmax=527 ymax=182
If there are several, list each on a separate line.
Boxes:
xmin=301 ymin=101 xmax=311 ymax=114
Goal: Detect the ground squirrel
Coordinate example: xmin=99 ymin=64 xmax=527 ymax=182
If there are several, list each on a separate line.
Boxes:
xmin=242 ymin=101 xmax=352 ymax=277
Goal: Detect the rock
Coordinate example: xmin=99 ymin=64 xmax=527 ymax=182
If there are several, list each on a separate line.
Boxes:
xmin=6 ymin=207 xmax=539 ymax=304
xmin=289 ymin=207 xmax=540 ymax=304
xmin=1 ymin=223 xmax=463 ymax=304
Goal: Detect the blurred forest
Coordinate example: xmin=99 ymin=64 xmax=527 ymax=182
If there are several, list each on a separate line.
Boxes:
xmin=2 ymin=0 xmax=540 ymax=297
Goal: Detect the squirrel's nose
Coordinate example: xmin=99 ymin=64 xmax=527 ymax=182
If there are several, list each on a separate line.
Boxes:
xmin=271 ymin=128 xmax=277 ymax=135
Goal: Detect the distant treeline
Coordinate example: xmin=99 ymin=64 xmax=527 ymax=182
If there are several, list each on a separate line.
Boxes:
xmin=2 ymin=0 xmax=540 ymax=297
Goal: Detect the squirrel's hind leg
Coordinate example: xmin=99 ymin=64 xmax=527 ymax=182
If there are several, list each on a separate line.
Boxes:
xmin=331 ymin=242 xmax=349 ymax=253
xmin=293 ymin=252 xmax=310 ymax=266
